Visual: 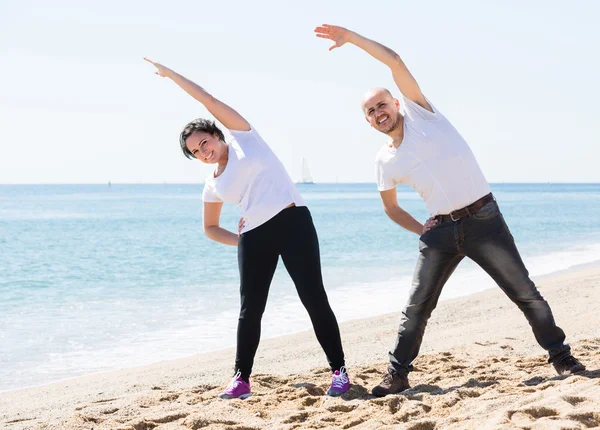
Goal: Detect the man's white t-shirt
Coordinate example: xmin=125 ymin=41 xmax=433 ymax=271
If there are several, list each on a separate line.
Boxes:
xmin=202 ymin=126 xmax=305 ymax=234
xmin=375 ymin=95 xmax=491 ymax=216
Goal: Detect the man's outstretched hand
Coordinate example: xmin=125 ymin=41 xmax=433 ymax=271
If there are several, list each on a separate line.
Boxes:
xmin=314 ymin=24 xmax=353 ymax=51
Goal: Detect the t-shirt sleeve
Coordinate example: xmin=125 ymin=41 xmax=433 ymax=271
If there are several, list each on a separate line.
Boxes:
xmin=202 ymin=180 xmax=222 ymax=203
xmin=400 ymin=94 xmax=439 ymax=122
xmin=228 ymin=125 xmax=271 ymax=150
xmin=376 ymin=159 xmax=396 ymax=191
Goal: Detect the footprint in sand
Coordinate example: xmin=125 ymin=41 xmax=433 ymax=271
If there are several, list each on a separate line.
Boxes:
xmin=159 ymin=392 xmax=180 ymax=401
xmin=442 ymin=363 xmax=467 ymax=371
xmin=561 ymin=395 xmax=588 ymax=406
xmin=439 ymin=393 xmax=461 ymax=408
xmin=537 ymin=381 xmax=557 ymax=390
xmin=407 ymin=384 xmax=442 ymax=395
xmin=143 ymin=412 xmax=188 ymax=424
xmin=358 ymin=367 xmax=380 ymax=375
xmin=190 ymin=384 xmax=218 ymax=394
xmin=325 ymin=404 xmax=358 ymax=413
xmin=73 ymin=414 xmax=103 ymax=424
xmin=523 ymin=376 xmax=545 ymax=386
xmin=340 ymin=417 xmax=365 ymax=429
xmin=302 ymin=397 xmax=319 ymax=407
xmin=282 ymin=412 xmax=309 ymax=424
xmin=507 ymin=406 xmax=559 ymax=425
xmin=455 ymin=388 xmax=481 ymax=399
xmin=292 ymin=382 xmax=325 ymax=396
xmin=464 ymin=378 xmax=498 ymax=388
xmin=370 ymin=396 xmax=405 ymax=413
xmin=319 ymin=415 xmax=338 ymax=423
xmin=253 ymin=374 xmax=289 ymax=388
xmin=395 ymin=401 xmax=433 ymax=423
xmin=405 ymin=420 xmax=437 ymax=430
xmin=179 ymin=414 xmax=241 ymax=430
xmin=566 ymin=412 xmax=600 ymax=428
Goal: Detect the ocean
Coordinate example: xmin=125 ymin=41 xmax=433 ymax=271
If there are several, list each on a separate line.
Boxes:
xmin=1 ymin=183 xmax=600 ymax=391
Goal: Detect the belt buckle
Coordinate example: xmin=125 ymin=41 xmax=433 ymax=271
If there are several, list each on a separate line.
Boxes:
xmin=450 ymin=206 xmax=471 ymax=222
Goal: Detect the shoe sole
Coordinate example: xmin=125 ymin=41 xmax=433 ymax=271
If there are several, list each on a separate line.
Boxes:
xmin=371 ymin=389 xmax=388 ymax=397
xmin=218 ymin=393 xmax=251 ymax=400
xmin=326 ymin=390 xmax=348 ymax=397
xmin=555 ymin=365 xmax=586 ymax=375
xmin=371 ymin=386 xmax=410 ymax=397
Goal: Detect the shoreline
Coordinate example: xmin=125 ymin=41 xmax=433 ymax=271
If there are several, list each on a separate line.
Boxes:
xmin=3 ymin=258 xmax=600 ymax=395
xmin=2 ymin=260 xmax=599 ymax=428
xmin=3 ymin=182 xmax=600 ymax=400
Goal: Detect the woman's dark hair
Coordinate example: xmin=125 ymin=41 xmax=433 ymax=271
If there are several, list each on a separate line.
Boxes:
xmin=179 ymin=119 xmax=225 ymax=159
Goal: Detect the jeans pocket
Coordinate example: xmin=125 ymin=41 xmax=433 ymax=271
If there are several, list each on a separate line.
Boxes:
xmin=419 ymin=219 xmax=447 ymax=245
xmin=500 ymin=214 xmax=515 ymax=242
xmin=472 ymin=201 xmax=500 ymax=220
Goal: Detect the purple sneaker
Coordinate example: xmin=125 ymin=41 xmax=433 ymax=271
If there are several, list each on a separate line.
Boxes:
xmin=218 ymin=371 xmax=251 ymax=399
xmin=327 ymin=366 xmax=350 ymax=397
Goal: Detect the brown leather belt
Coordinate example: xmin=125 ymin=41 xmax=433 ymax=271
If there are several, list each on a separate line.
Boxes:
xmin=436 ymin=193 xmax=495 ymax=222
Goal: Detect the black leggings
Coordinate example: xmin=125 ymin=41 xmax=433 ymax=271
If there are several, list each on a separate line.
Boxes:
xmin=235 ymin=206 xmax=345 ymax=381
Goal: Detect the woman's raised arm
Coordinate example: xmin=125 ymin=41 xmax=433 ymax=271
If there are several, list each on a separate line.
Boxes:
xmin=144 ymin=57 xmax=250 ymax=131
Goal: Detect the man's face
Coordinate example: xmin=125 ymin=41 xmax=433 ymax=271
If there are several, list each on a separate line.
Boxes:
xmin=362 ymin=89 xmax=402 ymax=134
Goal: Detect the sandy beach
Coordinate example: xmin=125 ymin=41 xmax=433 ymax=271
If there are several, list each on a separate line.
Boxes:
xmin=2 ymin=265 xmax=599 ymax=429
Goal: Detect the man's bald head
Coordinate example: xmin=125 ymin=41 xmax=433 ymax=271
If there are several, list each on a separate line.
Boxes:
xmin=361 ymin=88 xmax=402 ymax=135
xmin=361 ymin=88 xmax=395 ymax=112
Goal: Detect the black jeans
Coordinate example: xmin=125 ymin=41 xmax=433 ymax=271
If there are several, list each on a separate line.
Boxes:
xmin=235 ymin=206 xmax=345 ymax=381
xmin=389 ymin=200 xmax=570 ymax=376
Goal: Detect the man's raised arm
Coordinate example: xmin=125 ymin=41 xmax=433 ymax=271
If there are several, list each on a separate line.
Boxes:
xmin=314 ymin=24 xmax=432 ymax=112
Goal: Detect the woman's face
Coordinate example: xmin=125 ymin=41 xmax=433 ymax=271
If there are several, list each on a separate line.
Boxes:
xmin=185 ymin=131 xmax=225 ymax=164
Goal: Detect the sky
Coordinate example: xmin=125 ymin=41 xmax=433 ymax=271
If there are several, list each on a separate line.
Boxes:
xmin=1 ymin=0 xmax=599 ymax=184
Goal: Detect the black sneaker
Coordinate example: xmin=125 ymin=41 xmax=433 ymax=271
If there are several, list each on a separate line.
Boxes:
xmin=553 ymin=355 xmax=586 ymax=375
xmin=371 ymin=370 xmax=410 ymax=397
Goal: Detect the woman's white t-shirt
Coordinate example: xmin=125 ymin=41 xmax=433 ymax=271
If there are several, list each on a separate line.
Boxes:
xmin=202 ymin=126 xmax=305 ymax=234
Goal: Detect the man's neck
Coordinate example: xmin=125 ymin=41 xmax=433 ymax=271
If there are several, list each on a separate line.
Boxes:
xmin=387 ymin=115 xmax=405 ymax=148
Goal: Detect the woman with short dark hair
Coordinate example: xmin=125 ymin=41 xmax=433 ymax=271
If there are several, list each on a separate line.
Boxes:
xmin=144 ymin=57 xmax=349 ymax=399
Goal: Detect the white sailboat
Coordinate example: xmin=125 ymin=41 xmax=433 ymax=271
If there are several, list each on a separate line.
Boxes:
xmin=296 ymin=158 xmax=315 ymax=184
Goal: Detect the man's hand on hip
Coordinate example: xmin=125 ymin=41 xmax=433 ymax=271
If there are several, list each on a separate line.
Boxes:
xmin=422 ymin=217 xmax=438 ymax=234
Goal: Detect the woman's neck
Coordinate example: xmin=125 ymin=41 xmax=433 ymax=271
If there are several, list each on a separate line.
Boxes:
xmin=218 ymin=143 xmax=229 ymax=166
xmin=213 ymin=143 xmax=229 ymax=178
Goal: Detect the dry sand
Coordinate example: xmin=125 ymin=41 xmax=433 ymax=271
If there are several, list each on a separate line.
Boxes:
xmin=2 ymin=265 xmax=599 ymax=429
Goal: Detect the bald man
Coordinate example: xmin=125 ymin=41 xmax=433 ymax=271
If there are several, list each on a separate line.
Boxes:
xmin=314 ymin=24 xmax=585 ymax=397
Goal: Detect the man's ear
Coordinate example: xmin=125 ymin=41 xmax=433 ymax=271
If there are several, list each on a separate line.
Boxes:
xmin=365 ymin=116 xmax=373 ymax=127
xmin=394 ymin=98 xmax=401 ymax=110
